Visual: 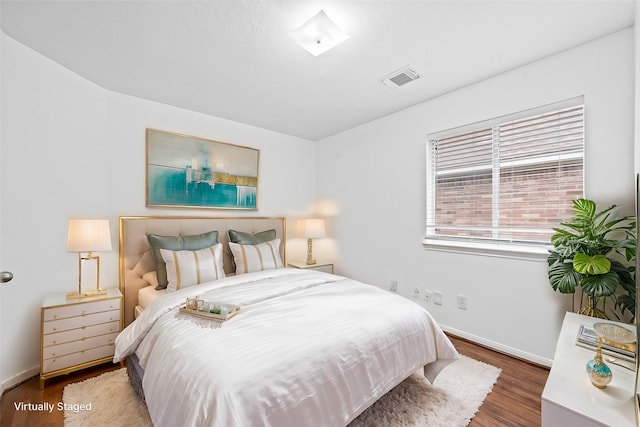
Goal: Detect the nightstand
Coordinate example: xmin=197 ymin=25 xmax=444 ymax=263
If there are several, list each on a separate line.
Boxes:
xmin=541 ymin=312 xmax=635 ymax=427
xmin=40 ymin=288 xmax=122 ymax=388
xmin=288 ymin=260 xmax=334 ymax=274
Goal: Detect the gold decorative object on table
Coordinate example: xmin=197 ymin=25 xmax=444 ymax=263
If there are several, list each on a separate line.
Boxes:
xmin=586 ymin=323 xmax=636 ymax=389
xmin=586 ymin=337 xmax=613 ymax=389
xmin=297 ymin=219 xmax=326 ymax=265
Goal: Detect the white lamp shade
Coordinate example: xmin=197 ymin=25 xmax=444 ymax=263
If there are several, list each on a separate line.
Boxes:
xmin=297 ymin=219 xmax=326 ymax=239
xmin=290 ymin=10 xmax=349 ymax=56
xmin=67 ymin=219 xmax=112 ymax=252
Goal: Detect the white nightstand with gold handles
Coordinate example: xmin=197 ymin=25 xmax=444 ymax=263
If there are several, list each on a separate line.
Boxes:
xmin=288 ymin=260 xmax=334 ymax=274
xmin=40 ymin=288 xmax=122 ymax=389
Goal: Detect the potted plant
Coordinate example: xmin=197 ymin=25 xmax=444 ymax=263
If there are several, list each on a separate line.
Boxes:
xmin=615 ymin=223 xmax=637 ymax=322
xmin=547 ymin=198 xmax=635 ymax=320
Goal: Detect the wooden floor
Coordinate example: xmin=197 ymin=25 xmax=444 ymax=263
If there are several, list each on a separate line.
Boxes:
xmin=1 ymin=334 xmax=549 ymax=427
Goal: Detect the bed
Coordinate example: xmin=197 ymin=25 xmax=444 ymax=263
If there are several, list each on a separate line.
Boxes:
xmin=118 ymin=216 xmax=288 ymax=326
xmin=114 ymin=216 xmax=459 ymax=427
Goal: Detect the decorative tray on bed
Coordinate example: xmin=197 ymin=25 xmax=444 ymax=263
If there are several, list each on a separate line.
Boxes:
xmin=179 ymin=304 xmax=241 ymax=321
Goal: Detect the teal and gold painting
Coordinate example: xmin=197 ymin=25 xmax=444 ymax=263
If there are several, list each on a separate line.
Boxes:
xmin=146 ymin=129 xmax=259 ymax=209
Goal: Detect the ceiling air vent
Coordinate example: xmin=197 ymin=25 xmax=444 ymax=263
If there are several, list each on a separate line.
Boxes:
xmin=381 ymin=65 xmax=422 ymax=88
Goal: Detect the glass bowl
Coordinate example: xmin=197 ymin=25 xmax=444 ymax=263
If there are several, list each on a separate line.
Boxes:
xmin=593 ymin=322 xmax=636 ymax=345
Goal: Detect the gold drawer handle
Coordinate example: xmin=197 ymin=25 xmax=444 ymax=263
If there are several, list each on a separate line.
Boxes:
xmin=81 ymin=326 xmax=86 ymax=330
xmin=53 ymin=315 xmax=58 ymax=319
xmin=82 ymin=337 xmax=86 ymax=341
xmin=52 ymin=340 xmax=56 ymax=344
xmin=82 ymin=311 xmax=86 ymax=316
xmin=52 ymin=328 xmax=57 ymax=332
xmin=52 ymin=353 xmax=56 ymax=356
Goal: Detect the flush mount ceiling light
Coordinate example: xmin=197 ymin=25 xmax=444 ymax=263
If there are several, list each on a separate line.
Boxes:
xmin=290 ymin=10 xmax=349 ymax=56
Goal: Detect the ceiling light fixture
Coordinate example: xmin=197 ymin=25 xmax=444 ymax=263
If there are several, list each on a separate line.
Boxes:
xmin=290 ymin=10 xmax=349 ymax=56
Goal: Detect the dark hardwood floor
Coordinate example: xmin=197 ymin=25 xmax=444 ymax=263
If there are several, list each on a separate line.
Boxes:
xmin=1 ymin=334 xmax=549 ymax=427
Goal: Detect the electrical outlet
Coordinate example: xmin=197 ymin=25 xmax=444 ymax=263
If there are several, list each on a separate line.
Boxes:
xmin=390 ymin=280 xmax=398 ymax=293
xmin=433 ymin=291 xmax=443 ymax=305
xmin=413 ymin=287 xmax=421 ymax=299
xmin=423 ymin=290 xmax=432 ymax=302
xmin=457 ymin=295 xmax=468 ymax=310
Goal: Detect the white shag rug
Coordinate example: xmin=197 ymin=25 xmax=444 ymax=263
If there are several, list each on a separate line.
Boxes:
xmin=63 ymin=355 xmax=500 ymax=427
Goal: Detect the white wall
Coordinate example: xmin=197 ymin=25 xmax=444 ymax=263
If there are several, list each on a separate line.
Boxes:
xmin=316 ymin=29 xmax=635 ymax=365
xmin=0 ymin=33 xmax=316 ymax=391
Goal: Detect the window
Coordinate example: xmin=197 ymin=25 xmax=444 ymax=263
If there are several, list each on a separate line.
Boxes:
xmin=426 ymin=98 xmax=584 ymax=249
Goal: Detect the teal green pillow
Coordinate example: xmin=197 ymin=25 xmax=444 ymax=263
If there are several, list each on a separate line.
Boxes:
xmin=147 ymin=230 xmax=219 ymax=290
xmin=228 ymin=229 xmax=276 ymax=245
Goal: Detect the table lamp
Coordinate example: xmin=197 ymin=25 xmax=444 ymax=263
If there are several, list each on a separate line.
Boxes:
xmin=297 ymin=219 xmax=326 ymax=265
xmin=67 ymin=218 xmax=112 ymax=298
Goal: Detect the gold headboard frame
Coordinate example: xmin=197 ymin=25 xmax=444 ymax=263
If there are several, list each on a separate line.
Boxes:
xmin=119 ymin=216 xmax=287 ymax=326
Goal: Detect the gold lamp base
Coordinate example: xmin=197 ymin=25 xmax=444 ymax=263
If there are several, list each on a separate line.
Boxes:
xmin=84 ymin=289 xmax=108 ymax=297
xmin=66 ymin=289 xmax=107 ymax=300
xmin=67 ymin=252 xmax=106 ymax=300
xmin=66 ymin=291 xmax=84 ymax=300
xmin=306 ymin=238 xmax=317 ymax=265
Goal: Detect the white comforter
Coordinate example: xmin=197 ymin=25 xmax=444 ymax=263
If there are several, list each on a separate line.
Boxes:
xmin=114 ymin=268 xmax=459 ymax=427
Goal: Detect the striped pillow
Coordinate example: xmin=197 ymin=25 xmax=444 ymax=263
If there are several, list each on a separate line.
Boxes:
xmin=160 ymin=244 xmax=225 ymax=292
xmin=229 ymin=239 xmax=283 ymax=274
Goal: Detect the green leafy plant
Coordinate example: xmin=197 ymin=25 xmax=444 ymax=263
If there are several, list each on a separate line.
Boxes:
xmin=547 ymin=198 xmax=636 ymax=319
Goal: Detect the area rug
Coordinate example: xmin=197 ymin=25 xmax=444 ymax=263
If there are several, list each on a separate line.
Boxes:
xmin=63 ymin=355 xmax=500 ymax=427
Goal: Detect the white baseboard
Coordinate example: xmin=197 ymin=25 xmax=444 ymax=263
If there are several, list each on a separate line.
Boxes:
xmin=1 ymin=365 xmax=39 ymax=394
xmin=442 ymin=324 xmax=553 ymax=367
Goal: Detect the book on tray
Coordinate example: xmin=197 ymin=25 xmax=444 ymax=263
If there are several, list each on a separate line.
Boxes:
xmin=576 ymin=324 xmax=636 ymax=362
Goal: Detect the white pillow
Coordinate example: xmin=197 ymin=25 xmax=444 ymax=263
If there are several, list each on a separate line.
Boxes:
xmin=160 ymin=243 xmax=225 ymax=292
xmin=229 ymin=239 xmax=283 ymax=274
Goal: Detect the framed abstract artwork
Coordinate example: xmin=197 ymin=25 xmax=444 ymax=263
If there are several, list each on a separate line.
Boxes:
xmin=146 ymin=129 xmax=259 ymax=209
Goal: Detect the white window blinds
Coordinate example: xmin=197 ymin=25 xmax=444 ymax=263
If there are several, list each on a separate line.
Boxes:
xmin=426 ymin=100 xmax=584 ymax=245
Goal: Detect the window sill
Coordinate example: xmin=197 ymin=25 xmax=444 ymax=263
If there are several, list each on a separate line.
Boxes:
xmin=422 ymin=238 xmax=550 ymax=261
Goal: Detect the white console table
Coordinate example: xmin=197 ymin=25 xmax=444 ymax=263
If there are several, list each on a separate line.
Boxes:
xmin=542 ymin=312 xmax=637 ymax=427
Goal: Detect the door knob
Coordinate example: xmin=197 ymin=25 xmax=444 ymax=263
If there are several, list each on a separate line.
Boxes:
xmin=1 ymin=271 xmax=14 ymax=283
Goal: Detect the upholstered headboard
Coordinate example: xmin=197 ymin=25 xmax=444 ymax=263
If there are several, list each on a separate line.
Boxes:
xmin=119 ymin=216 xmax=286 ymax=326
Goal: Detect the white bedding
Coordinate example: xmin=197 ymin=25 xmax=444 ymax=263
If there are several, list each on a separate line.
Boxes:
xmin=114 ymin=268 xmax=459 ymax=427
xmin=138 ymin=284 xmax=166 ymax=310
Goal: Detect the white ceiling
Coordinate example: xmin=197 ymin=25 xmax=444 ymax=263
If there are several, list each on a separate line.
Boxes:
xmin=1 ymin=0 xmax=636 ymax=141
